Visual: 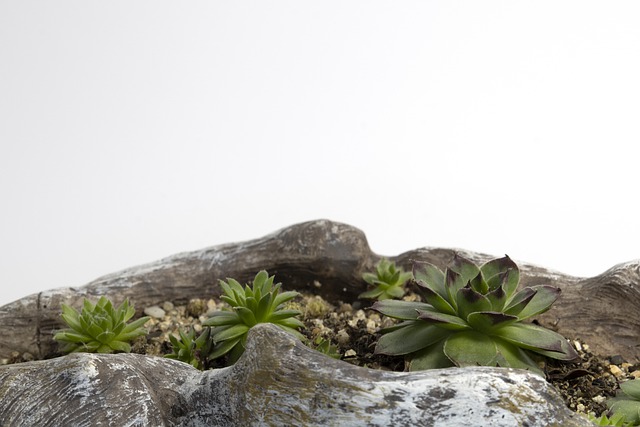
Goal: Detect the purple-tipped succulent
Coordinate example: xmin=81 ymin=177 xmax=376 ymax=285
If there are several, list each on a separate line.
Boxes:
xmin=372 ymin=254 xmax=579 ymax=374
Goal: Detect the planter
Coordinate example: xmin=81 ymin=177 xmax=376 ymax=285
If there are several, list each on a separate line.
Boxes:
xmin=1 ymin=219 xmax=638 ymax=426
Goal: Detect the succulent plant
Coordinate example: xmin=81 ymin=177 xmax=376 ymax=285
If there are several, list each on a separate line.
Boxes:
xmin=54 ymin=296 xmax=150 ymax=354
xmin=312 ymin=336 xmax=341 ymax=359
xmin=372 ymin=254 xmax=579 ymax=374
xmin=359 ymin=258 xmax=412 ymax=300
xmin=203 ymin=270 xmax=305 ymax=364
xmin=165 ymin=326 xmax=213 ymax=370
xmin=607 ymin=379 xmax=640 ymax=425
xmin=586 ymin=412 xmax=633 ymax=427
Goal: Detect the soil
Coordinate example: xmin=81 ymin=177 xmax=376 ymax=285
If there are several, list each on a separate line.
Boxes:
xmin=4 ymin=287 xmax=639 ymax=421
xmin=127 ymin=289 xmax=640 ymax=421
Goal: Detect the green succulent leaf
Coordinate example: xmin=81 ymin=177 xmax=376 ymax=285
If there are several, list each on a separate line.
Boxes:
xmin=445 ymin=269 xmax=468 ymax=310
xmin=413 ymin=261 xmax=447 ymax=299
xmin=213 ymin=323 xmax=250 ymax=342
xmin=373 ymin=255 xmax=574 ymax=375
xmin=455 ymin=286 xmax=492 ymax=321
xmin=371 ymin=299 xmax=432 ymax=320
xmin=408 ymin=340 xmax=454 ymax=371
xmin=608 ymin=398 xmax=640 ymax=425
xmin=443 ymin=330 xmax=499 ymax=367
xmin=621 ymin=379 xmax=640 ymax=400
xmin=54 ymin=297 xmax=148 ymax=354
xmin=450 ymin=254 xmax=480 ymax=284
xmin=511 ymin=285 xmax=560 ymax=320
xmin=203 ymin=312 xmax=240 ymax=327
xmin=416 ymin=310 xmax=471 ymax=330
xmin=206 ymin=270 xmax=304 ymax=365
xmin=466 ymin=311 xmax=519 ymax=334
xmin=375 ymin=322 xmax=450 ymax=356
xmin=498 ymin=323 xmax=579 ymax=360
xmin=359 ymin=259 xmax=411 ymax=301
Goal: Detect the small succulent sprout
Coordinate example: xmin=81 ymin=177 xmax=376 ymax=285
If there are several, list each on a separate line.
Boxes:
xmin=359 ymin=258 xmax=413 ymax=300
xmin=203 ymin=270 xmax=305 ymax=364
xmin=607 ymin=379 xmax=640 ymax=425
xmin=586 ymin=412 xmax=632 ymax=427
xmin=54 ymin=296 xmax=150 ymax=354
xmin=371 ymin=254 xmax=579 ymax=375
xmin=165 ymin=326 xmax=213 ymax=370
xmin=312 ymin=337 xmax=341 ymax=359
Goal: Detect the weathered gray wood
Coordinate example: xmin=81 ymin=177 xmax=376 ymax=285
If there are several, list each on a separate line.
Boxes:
xmin=0 ymin=323 xmax=591 ymax=427
xmin=1 ymin=219 xmax=638 ymax=363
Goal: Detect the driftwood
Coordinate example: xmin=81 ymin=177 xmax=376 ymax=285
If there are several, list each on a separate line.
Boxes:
xmin=1 ymin=219 xmax=639 ymax=363
xmin=0 ymin=323 xmax=588 ymax=426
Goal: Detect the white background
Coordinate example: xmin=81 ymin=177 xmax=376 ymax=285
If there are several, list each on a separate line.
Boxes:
xmin=1 ymin=2 xmax=639 ymax=307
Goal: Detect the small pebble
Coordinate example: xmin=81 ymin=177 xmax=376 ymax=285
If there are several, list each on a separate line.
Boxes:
xmin=162 ymin=301 xmax=174 ymax=312
xmin=21 ymin=352 xmax=34 ymax=362
xmin=573 ymin=341 xmax=582 ymax=352
xmin=609 ymin=355 xmax=625 ymax=365
xmin=344 ymin=349 xmax=357 ymax=357
xmin=336 ymin=329 xmax=350 ymax=345
xmin=592 ymin=395 xmax=606 ymax=404
xmin=144 ymin=306 xmax=166 ymax=319
xmin=609 ymin=365 xmax=624 ymax=378
xmin=631 ymin=371 xmax=640 ymax=380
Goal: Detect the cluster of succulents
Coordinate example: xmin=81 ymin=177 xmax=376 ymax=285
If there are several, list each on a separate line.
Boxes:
xmin=372 ymin=254 xmax=579 ymax=374
xmin=53 ymin=296 xmax=149 ymax=354
xmin=164 ymin=326 xmax=213 ymax=370
xmin=53 ymin=255 xmax=636 ymax=424
xmin=203 ymin=270 xmax=305 ymax=364
xmin=359 ymin=258 xmax=412 ymax=300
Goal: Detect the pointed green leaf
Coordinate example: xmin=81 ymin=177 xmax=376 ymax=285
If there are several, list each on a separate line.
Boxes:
xmin=450 ymin=254 xmax=480 ymax=284
xmin=514 ymin=286 xmax=560 ymax=320
xmin=358 ymin=288 xmax=385 ymax=299
xmin=445 ymin=269 xmax=467 ymax=309
xmin=267 ymin=309 xmax=302 ymax=322
xmin=371 ymin=300 xmax=431 ymax=320
xmin=621 ymin=379 xmax=640 ymax=400
xmin=418 ymin=286 xmax=457 ymax=316
xmin=108 ymin=340 xmax=131 ymax=353
xmin=467 ymin=311 xmax=519 ymax=333
xmin=408 ymin=340 xmax=454 ymax=371
xmin=468 ymin=272 xmax=488 ymax=294
xmin=503 ymin=287 xmax=536 ymax=316
xmin=375 ymin=322 xmax=450 ymax=355
xmin=493 ymin=338 xmax=543 ymax=375
xmin=607 ymin=398 xmax=640 ymax=425
xmin=203 ymin=312 xmax=239 ymax=326
xmin=498 ymin=323 xmax=579 ymax=360
xmin=480 ymin=256 xmax=518 ymax=285
xmin=275 ymin=317 xmax=305 ymax=330
xmin=416 ymin=310 xmax=471 ymax=330
xmin=208 ymin=336 xmax=242 ymax=360
xmin=272 ymin=291 xmax=299 ymax=308
xmin=413 ymin=261 xmax=446 ymax=299
xmin=212 ymin=323 xmax=249 ymax=342
xmin=443 ymin=330 xmax=499 ymax=367
xmin=455 ymin=286 xmax=492 ymax=321
xmin=235 ymin=307 xmax=257 ymax=326
xmin=255 ymin=293 xmax=273 ymax=322
xmin=362 ymin=272 xmax=378 ymax=285
xmin=121 ymin=316 xmax=149 ymax=333
xmin=486 ymin=285 xmax=507 ymax=311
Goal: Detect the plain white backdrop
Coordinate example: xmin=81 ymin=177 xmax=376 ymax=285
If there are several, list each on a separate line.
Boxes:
xmin=1 ymin=2 xmax=639 ymax=307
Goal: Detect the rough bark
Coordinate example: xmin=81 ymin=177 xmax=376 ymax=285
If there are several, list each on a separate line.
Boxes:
xmin=0 ymin=219 xmax=638 ymax=363
xmin=0 ymin=323 xmax=589 ymax=427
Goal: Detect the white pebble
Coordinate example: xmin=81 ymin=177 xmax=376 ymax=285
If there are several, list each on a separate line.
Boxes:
xmin=144 ymin=306 xmax=166 ymax=319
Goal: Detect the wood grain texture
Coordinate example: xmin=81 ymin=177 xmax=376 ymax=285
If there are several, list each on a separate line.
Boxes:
xmin=1 ymin=219 xmax=638 ymax=363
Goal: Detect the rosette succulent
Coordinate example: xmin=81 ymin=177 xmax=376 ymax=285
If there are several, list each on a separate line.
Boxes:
xmin=165 ymin=326 xmax=213 ymax=370
xmin=359 ymin=258 xmax=412 ymax=300
xmin=54 ymin=296 xmax=150 ymax=354
xmin=607 ymin=379 xmax=640 ymax=425
xmin=372 ymin=254 xmax=579 ymax=374
xmin=203 ymin=270 xmax=305 ymax=364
